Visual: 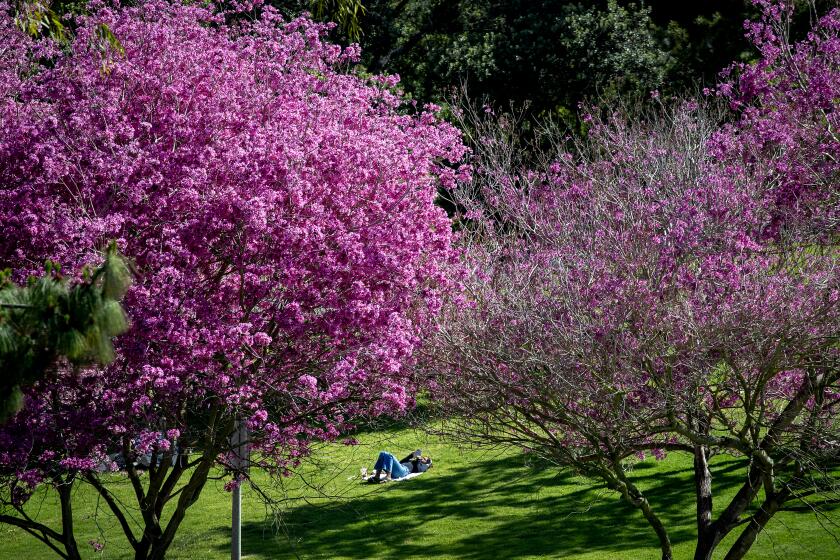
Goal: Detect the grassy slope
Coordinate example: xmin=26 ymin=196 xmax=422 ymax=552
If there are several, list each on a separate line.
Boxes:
xmin=1 ymin=424 xmax=839 ymax=559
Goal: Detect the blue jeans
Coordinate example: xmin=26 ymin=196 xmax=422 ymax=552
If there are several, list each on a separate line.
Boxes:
xmin=373 ymin=451 xmax=410 ymax=479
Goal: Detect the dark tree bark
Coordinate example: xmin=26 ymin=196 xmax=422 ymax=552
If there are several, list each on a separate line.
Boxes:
xmin=602 ymin=464 xmax=673 ymax=560
xmin=723 ymin=495 xmax=783 ymax=560
xmin=693 ymin=444 xmax=720 ymax=560
xmin=56 ymin=482 xmax=81 ymax=560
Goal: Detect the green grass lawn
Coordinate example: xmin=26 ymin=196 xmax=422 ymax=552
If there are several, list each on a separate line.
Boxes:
xmin=2 ymin=423 xmax=839 ymax=559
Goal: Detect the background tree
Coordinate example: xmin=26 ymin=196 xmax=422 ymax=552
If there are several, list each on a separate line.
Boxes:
xmin=313 ymin=0 xmax=831 ymax=121
xmin=425 ymin=3 xmax=840 ymax=559
xmin=0 ymin=1 xmax=468 ymax=558
xmin=359 ymin=0 xmax=672 ymax=117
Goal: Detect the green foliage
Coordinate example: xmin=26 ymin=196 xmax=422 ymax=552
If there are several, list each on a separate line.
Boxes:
xmin=353 ymin=1 xmax=840 ymax=119
xmin=313 ymin=0 xmax=365 ymax=41
xmin=12 ymin=0 xmax=123 ymax=54
xmin=92 ymin=21 xmax=125 ymax=56
xmin=0 ymin=243 xmax=131 ymax=421
xmin=267 ymin=0 xmax=366 ymax=42
xmin=358 ymin=0 xmax=673 ymax=118
xmin=13 ymin=0 xmax=69 ymax=43
xmin=646 ymin=0 xmax=761 ymax=87
xmin=560 ymin=0 xmax=669 ymax=101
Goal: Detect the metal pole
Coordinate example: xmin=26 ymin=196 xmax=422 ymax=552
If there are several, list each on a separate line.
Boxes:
xmin=231 ymin=418 xmax=248 ymax=560
xmin=232 ymin=480 xmax=241 ymax=560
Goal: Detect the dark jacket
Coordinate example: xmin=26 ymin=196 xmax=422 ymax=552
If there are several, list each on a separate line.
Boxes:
xmin=399 ymin=454 xmax=432 ymax=473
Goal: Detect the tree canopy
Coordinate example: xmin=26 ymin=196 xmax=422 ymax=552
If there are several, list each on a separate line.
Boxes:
xmin=0 ymin=1 xmax=467 ymax=557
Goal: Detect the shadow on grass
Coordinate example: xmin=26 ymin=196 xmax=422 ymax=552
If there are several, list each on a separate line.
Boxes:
xmin=209 ymin=454 xmax=758 ymax=559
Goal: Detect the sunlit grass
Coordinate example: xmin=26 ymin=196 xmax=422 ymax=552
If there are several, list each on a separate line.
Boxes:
xmin=1 ymin=422 xmax=839 ymax=559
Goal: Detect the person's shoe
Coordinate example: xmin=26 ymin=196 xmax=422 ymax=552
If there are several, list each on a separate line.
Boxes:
xmin=413 ymin=449 xmax=421 ymax=458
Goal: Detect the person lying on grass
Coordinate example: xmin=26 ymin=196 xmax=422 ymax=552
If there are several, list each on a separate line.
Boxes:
xmin=364 ymin=450 xmax=433 ymax=482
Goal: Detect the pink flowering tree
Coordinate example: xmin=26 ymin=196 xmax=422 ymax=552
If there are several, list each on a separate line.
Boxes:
xmin=0 ymin=1 xmax=467 ymax=558
xmin=426 ymin=4 xmax=840 ymax=560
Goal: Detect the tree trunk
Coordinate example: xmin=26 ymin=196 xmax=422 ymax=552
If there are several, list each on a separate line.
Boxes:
xmin=640 ymin=499 xmax=674 ymax=560
xmin=607 ymin=467 xmax=673 ymax=560
xmin=133 ymin=461 xmax=212 ymax=560
xmin=135 ymin=423 xmax=221 ymax=560
xmin=57 ymin=480 xmax=82 ymax=560
xmin=723 ymin=497 xmax=782 ymax=560
xmin=693 ymin=444 xmax=721 ymax=560
xmin=694 ymin=527 xmax=723 ymax=560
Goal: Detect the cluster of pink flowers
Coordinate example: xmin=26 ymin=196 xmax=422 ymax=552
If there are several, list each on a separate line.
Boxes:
xmin=0 ymin=0 xmax=467 ymax=491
